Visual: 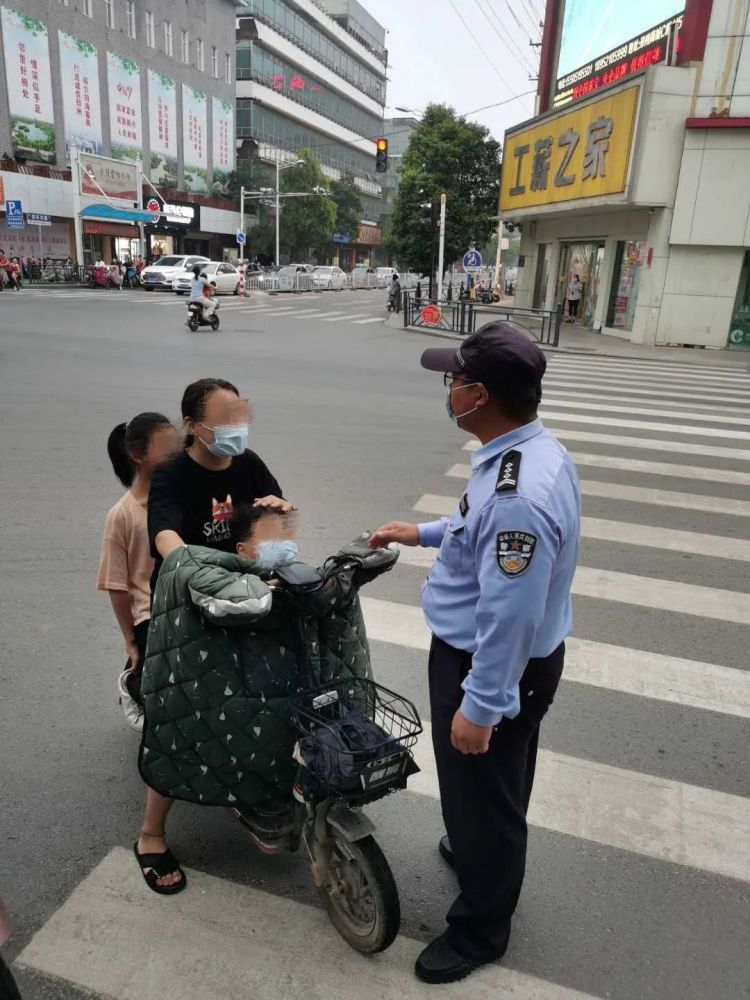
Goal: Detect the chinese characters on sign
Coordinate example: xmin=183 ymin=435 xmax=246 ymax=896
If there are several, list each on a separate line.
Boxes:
xmin=58 ymin=33 xmax=102 ymax=159
xmin=182 ymin=85 xmax=207 ymax=193
xmin=78 ymin=152 xmax=138 ymax=201
xmin=1 ymin=7 xmax=56 ymax=163
xmin=500 ymin=86 xmax=639 ymax=211
xmin=212 ymin=97 xmax=235 ymax=187
xmin=106 ymin=52 xmax=142 ymax=160
xmin=148 ymin=71 xmax=177 ymax=186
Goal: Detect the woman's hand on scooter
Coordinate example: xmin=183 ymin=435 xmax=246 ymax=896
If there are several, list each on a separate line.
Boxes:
xmin=368 ymin=522 xmax=419 ymax=548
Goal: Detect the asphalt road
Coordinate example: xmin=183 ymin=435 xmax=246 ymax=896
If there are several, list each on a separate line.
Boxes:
xmin=1 ymin=285 xmax=749 ymax=1000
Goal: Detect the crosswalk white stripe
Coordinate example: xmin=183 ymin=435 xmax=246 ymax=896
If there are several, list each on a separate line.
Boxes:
xmin=351 ymin=316 xmax=383 ymax=324
xmin=542 ymin=410 xmax=750 ymax=441
xmin=464 ymin=432 xmax=750 ymax=462
xmin=417 ymin=490 xmax=750 ymax=555
xmin=548 ymin=360 xmax=750 ymax=386
xmin=250 ymin=307 xmax=299 ymax=315
xmin=566 ymin=451 xmax=750 ymax=485
xmin=541 ymin=397 xmax=747 ymax=426
xmin=580 ymin=478 xmax=750 ymax=516
xmin=544 ymin=390 xmax=744 ymax=416
xmin=362 ymin=596 xmax=750 ymax=718
xmin=16 ymin=847 xmax=601 ymax=1000
xmin=548 ymin=355 xmax=750 ymax=378
xmin=410 ymin=722 xmax=750 ymax=883
xmin=302 ymin=310 xmax=346 ymax=319
xmin=325 ymin=313 xmax=376 ymax=322
xmin=544 ymin=376 xmax=750 ymax=404
xmin=395 ymin=537 xmax=750 ymax=623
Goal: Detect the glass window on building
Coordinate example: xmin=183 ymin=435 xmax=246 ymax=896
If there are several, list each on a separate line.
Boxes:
xmin=104 ymin=0 xmax=114 ymax=29
xmin=126 ymin=0 xmax=136 ymax=39
xmin=82 ymin=0 xmax=92 ymax=17
xmin=164 ymin=21 xmax=173 ymax=57
xmin=181 ymin=30 xmax=190 ymax=64
xmin=145 ymin=11 xmax=155 ymax=47
xmin=225 ymin=53 xmax=232 ymax=83
xmin=728 ymin=248 xmax=750 ymax=349
xmin=212 ymin=46 xmax=219 ymax=77
xmin=196 ymin=38 xmax=204 ymax=72
xmin=607 ymin=240 xmax=645 ymax=333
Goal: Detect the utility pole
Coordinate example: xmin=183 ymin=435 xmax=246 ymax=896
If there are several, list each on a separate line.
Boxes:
xmin=70 ymin=145 xmax=84 ymax=268
xmin=437 ymin=192 xmax=447 ymax=302
xmin=239 ymin=185 xmax=245 ymax=265
xmin=429 ymin=200 xmax=439 ymax=301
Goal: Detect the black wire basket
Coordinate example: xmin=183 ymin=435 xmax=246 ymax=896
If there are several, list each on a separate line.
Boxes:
xmin=290 ymin=677 xmax=422 ymax=802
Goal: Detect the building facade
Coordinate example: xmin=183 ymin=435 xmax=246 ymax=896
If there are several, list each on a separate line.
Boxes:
xmin=503 ymin=0 xmax=750 ymax=350
xmin=235 ymin=0 xmax=389 ymax=265
xmin=0 ymin=0 xmax=241 ymax=264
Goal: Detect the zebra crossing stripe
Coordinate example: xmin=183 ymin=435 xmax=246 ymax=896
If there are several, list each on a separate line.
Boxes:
xmin=361 ymin=596 xmax=750 ymax=719
xmin=548 ymin=359 xmax=750 ymax=385
xmin=540 ymin=411 xmax=750 ymax=441
xmin=543 ymin=391 xmax=744 ymax=417
xmin=351 ymin=317 xmax=383 ymax=324
xmin=541 ymin=398 xmax=748 ymax=426
xmin=15 ymin=847 xmax=601 ymax=1000
xmin=464 ymin=432 xmax=750 ymax=462
xmin=543 ymin=376 xmax=750 ymax=404
xmin=410 ymin=722 xmax=750 ymax=883
xmin=566 ymin=451 xmax=750 ymax=486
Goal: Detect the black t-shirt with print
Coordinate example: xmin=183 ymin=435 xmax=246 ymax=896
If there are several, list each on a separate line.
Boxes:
xmin=147 ymin=449 xmax=282 ymax=592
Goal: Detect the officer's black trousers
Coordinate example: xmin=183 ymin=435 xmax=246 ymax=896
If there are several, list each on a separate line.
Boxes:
xmin=428 ymin=634 xmax=565 ymax=961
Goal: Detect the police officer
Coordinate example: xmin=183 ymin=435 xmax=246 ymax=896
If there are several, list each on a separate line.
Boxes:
xmin=370 ymin=322 xmax=580 ymax=984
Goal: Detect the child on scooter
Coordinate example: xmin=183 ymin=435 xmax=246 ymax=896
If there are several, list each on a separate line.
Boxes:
xmin=97 ymin=413 xmax=180 ymax=730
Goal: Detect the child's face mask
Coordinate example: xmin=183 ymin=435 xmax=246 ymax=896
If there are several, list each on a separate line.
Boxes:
xmin=255 ymin=539 xmax=299 ymax=569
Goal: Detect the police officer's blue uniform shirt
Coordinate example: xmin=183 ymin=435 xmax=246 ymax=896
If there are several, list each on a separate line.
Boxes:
xmin=418 ymin=418 xmax=581 ymax=728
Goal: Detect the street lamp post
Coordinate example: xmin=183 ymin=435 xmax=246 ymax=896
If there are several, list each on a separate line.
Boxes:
xmin=276 ymin=157 xmax=305 ymax=266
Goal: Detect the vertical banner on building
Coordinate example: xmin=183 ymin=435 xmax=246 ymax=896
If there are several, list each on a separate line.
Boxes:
xmin=0 ymin=9 xmax=56 ymax=163
xmin=107 ymin=52 xmax=142 ymax=161
xmin=58 ymin=32 xmax=103 ymax=160
xmin=148 ymin=70 xmax=178 ymax=186
xmin=182 ymin=85 xmax=208 ymax=193
xmin=211 ymin=97 xmax=234 ymax=194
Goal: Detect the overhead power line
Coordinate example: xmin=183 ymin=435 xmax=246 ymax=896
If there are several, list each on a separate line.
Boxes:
xmin=447 ymin=0 xmax=517 ymax=96
xmin=476 ymin=0 xmax=539 ymax=75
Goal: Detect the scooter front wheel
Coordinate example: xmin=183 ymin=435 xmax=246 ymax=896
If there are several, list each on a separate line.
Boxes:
xmin=187 ymin=315 xmax=199 ymax=331
xmin=319 ymin=833 xmax=400 ymax=954
xmin=210 ymin=315 xmax=220 ymax=330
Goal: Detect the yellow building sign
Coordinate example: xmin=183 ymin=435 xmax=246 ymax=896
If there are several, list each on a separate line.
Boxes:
xmin=500 ymin=85 xmax=640 ymax=211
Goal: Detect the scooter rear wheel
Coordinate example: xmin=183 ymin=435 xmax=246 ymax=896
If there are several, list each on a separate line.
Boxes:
xmin=319 ymin=833 xmax=400 ymax=954
xmin=187 ymin=315 xmax=199 ymax=331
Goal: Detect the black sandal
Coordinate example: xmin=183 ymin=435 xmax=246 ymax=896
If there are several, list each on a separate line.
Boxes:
xmin=133 ymin=839 xmax=187 ymax=896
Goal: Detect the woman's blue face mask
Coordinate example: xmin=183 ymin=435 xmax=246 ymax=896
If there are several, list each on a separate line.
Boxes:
xmin=198 ymin=423 xmax=248 ymax=458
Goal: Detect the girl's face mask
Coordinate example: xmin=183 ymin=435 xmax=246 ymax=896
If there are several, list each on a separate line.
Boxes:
xmin=254 ymin=539 xmax=299 ymax=570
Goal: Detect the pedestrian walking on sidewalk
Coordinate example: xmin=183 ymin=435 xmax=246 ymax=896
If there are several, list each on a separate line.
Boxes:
xmin=566 ymin=273 xmax=583 ymax=322
xmin=370 ymin=322 xmax=581 ymax=985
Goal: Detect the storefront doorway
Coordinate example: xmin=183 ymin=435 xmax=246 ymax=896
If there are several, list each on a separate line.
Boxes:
xmin=557 ymin=241 xmax=606 ymax=330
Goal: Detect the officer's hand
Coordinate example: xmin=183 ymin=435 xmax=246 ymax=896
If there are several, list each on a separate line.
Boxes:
xmin=451 ymin=710 xmax=493 ymax=755
xmin=368 ymin=522 xmax=419 ymax=548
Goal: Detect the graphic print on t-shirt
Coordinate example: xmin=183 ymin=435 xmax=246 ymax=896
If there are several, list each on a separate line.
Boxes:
xmin=204 ymin=494 xmax=233 ymax=543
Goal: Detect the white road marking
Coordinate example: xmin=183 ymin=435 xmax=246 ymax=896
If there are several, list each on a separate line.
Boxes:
xmin=464 ymin=432 xmax=750 ymax=462
xmin=541 ymin=397 xmax=747 ymax=426
xmin=301 ymin=311 xmax=347 ymax=319
xmin=548 ymin=359 xmax=750 ymax=385
xmin=325 ymin=313 xmax=378 ymax=322
xmin=16 ymin=847 xmax=599 ymax=1000
xmin=543 ymin=390 xmax=743 ymax=417
xmin=362 ymin=596 xmax=750 ymax=719
xmin=351 ymin=316 xmax=383 ymax=324
xmin=540 ymin=410 xmax=750 ymax=441
xmin=410 ymin=722 xmax=750 ymax=884
xmin=566 ymin=451 xmax=750 ymax=486
xmin=543 ymin=376 xmax=750 ymax=404
xmin=548 ymin=354 xmax=750 ymax=376
xmin=579 ymin=478 xmax=750 ymax=516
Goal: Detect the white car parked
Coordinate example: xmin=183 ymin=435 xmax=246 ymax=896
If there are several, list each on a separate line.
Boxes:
xmin=312 ymin=265 xmax=346 ymax=290
xmin=173 ymin=260 xmax=241 ymax=295
xmin=141 ymin=255 xmax=209 ymax=290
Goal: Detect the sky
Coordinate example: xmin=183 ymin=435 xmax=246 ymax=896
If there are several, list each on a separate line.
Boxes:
xmin=367 ymin=0 xmax=545 ymax=141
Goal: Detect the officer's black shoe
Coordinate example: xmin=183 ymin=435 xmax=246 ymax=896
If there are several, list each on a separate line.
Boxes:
xmin=438 ymin=834 xmax=455 ymax=868
xmin=415 ymin=934 xmax=486 ymax=984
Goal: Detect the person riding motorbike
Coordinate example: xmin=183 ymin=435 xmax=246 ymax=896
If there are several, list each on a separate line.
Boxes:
xmin=188 ymin=265 xmax=213 ymax=320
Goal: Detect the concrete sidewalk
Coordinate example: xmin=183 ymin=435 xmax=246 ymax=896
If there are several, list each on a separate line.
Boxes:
xmin=387 ymin=310 xmax=750 ymax=369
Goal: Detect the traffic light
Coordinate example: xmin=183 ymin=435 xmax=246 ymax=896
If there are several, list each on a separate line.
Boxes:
xmin=375 ymin=137 xmax=388 ymax=173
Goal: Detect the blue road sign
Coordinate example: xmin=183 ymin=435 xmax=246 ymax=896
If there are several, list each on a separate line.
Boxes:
xmin=5 ymin=200 xmax=24 ymax=229
xmin=236 ymin=230 xmax=246 ymax=245
xmin=462 ymin=249 xmax=482 ymax=270
xmin=27 ymin=212 xmax=51 ymax=226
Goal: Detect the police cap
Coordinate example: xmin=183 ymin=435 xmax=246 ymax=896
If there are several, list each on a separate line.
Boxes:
xmin=421 ymin=322 xmax=546 ymax=399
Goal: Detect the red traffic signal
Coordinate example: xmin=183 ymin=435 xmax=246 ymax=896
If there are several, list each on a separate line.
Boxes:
xmin=375 ymin=137 xmax=388 ymax=173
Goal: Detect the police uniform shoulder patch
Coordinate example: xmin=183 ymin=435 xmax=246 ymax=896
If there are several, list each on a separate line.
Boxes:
xmin=459 ymin=493 xmax=469 ymax=517
xmin=496 ymin=449 xmax=521 ymax=492
xmin=496 ymin=530 xmax=537 ymax=577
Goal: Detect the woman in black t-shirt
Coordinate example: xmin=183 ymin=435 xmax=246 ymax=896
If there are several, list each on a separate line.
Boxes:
xmin=135 ymin=377 xmax=292 ymax=895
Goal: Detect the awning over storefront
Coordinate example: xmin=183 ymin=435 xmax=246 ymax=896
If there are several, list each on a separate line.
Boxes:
xmin=79 ymin=204 xmax=156 ymax=224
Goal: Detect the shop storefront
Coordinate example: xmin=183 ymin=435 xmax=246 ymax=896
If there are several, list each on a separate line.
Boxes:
xmin=144 ymin=198 xmax=203 ymax=261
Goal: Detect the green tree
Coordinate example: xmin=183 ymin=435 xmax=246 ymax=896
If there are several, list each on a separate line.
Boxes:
xmin=226 ymin=157 xmax=275 ymax=207
xmin=386 ymin=104 xmax=501 ymax=275
xmin=329 ymin=171 xmax=362 ymax=243
xmin=279 ymin=148 xmax=336 ymax=261
xmin=247 ymin=221 xmax=275 ymax=263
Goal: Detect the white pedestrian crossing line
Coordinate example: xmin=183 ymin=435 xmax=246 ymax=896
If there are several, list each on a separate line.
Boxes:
xmin=409 ymin=722 xmax=750 ymax=884
xmin=300 ymin=310 xmax=347 ymax=319
xmin=362 ymin=596 xmax=750 ymax=719
xmin=549 ymin=355 xmax=750 ymax=378
xmin=542 ymin=397 xmax=747 ymax=426
xmin=543 ymin=390 xmax=744 ymax=417
xmin=464 ymin=432 xmax=750 ymax=462
xmin=548 ymin=359 xmax=750 ymax=385
xmin=542 ymin=410 xmax=750 ymax=441
xmin=351 ymin=316 xmax=383 ymax=324
xmin=395 ymin=532 xmax=750 ymax=623
xmin=566 ymin=451 xmax=750 ymax=486
xmin=543 ymin=376 xmax=750 ymax=404
xmin=324 ymin=313 xmax=377 ymax=322
xmin=16 ymin=848 xmax=600 ymax=1000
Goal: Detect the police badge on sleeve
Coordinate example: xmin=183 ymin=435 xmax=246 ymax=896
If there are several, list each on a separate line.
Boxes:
xmin=496 ymin=530 xmax=537 ymax=577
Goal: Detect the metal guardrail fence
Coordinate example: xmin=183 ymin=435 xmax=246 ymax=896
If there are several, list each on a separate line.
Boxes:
xmin=402 ymin=290 xmax=563 ymax=347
